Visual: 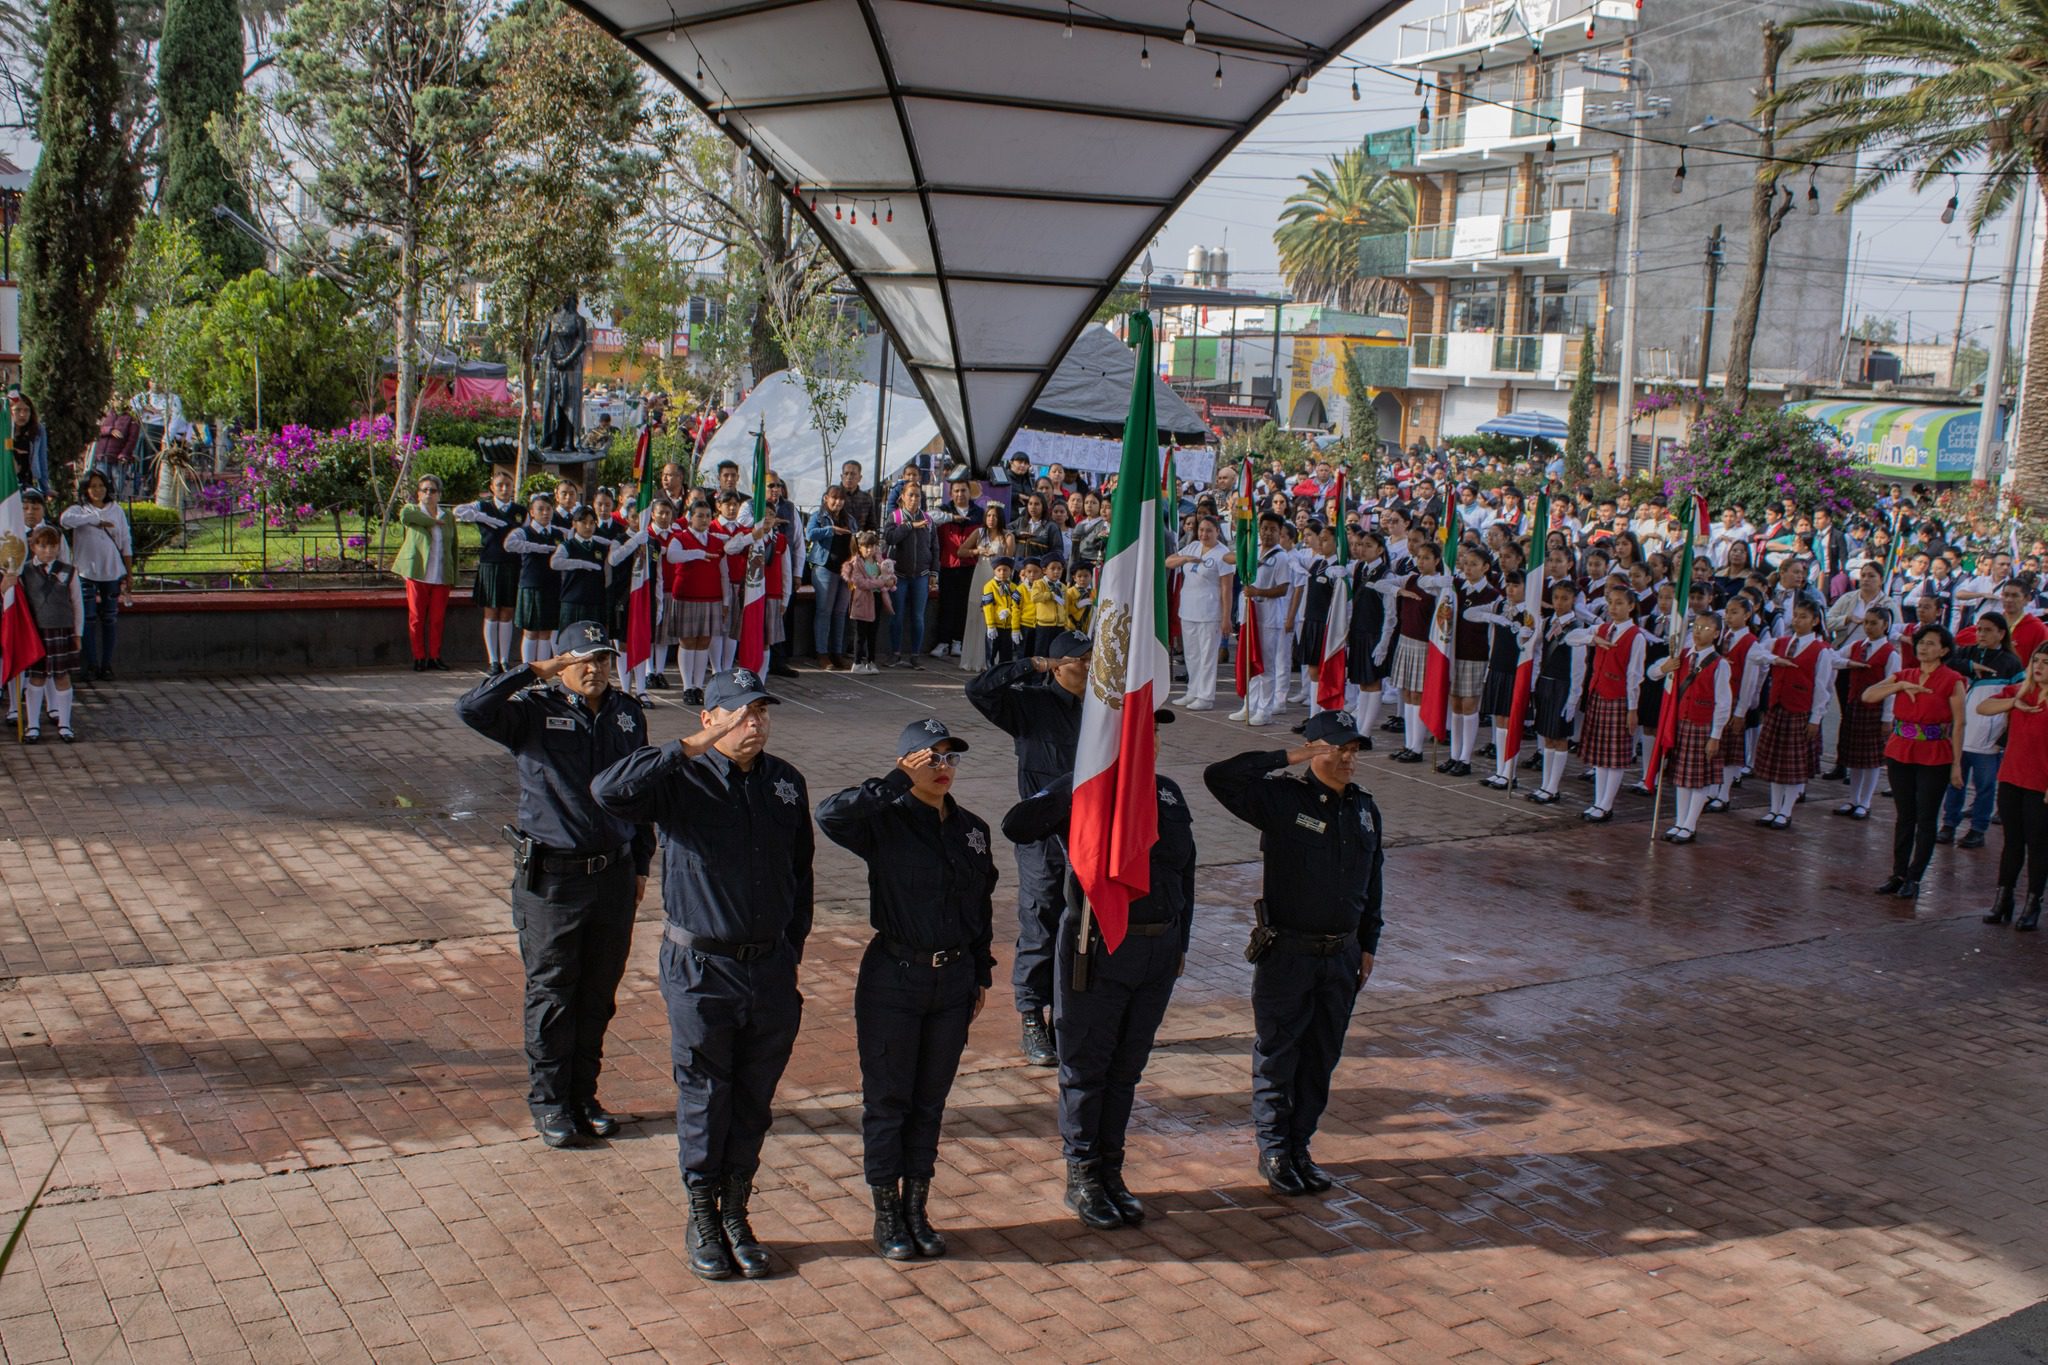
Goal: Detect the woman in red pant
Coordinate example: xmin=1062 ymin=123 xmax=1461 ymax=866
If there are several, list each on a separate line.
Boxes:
xmin=395 ymin=474 xmax=460 ymax=671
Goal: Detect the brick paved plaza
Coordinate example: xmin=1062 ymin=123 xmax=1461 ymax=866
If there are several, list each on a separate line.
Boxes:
xmin=1 ymin=665 xmax=2044 ymax=1364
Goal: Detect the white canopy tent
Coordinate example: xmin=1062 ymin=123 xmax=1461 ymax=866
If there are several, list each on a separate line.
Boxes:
xmin=701 ymin=369 xmax=942 ymax=513
xmin=564 ymin=0 xmax=1406 ymax=471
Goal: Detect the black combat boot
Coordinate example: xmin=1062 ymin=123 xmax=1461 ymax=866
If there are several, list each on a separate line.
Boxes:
xmin=1020 ymin=1008 xmax=1056 ymax=1067
xmin=901 ymin=1178 xmax=946 ymax=1257
xmin=1064 ymin=1160 xmax=1124 ymax=1230
xmin=720 ymin=1173 xmax=772 ymax=1279
xmin=1984 ymin=886 xmax=2017 ymax=925
xmin=870 ymin=1183 xmax=918 ymax=1260
xmin=685 ymin=1186 xmax=732 ymax=1280
xmin=1097 ymin=1153 xmax=1145 ymax=1225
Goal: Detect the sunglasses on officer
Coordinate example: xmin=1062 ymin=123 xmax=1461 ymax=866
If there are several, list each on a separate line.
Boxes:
xmin=925 ymin=751 xmax=963 ymax=768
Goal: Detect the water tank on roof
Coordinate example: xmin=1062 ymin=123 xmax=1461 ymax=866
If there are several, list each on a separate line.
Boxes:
xmin=1187 ymin=245 xmax=1209 ymax=286
xmin=1207 ymin=246 xmax=1229 ymax=289
xmin=1865 ymin=350 xmax=1902 ymax=384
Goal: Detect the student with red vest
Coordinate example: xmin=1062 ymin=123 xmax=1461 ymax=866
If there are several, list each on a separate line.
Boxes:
xmin=1647 ymin=611 xmax=1732 ymax=843
xmin=667 ymin=500 xmax=730 ymax=706
xmin=1709 ymin=593 xmax=1766 ymax=811
xmin=1974 ymin=641 xmax=2048 ymax=930
xmin=1576 ymin=582 xmax=1645 ymax=823
xmin=1438 ymin=544 xmax=1502 ymax=776
xmin=1864 ymin=623 xmax=1967 ymax=900
xmin=1751 ymin=597 xmax=1836 ymax=829
xmin=1829 ymin=609 xmax=1902 ymax=821
xmin=1383 ymin=538 xmax=1452 ymax=764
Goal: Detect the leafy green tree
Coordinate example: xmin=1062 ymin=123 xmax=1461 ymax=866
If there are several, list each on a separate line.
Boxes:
xmin=1565 ymin=326 xmax=1597 ymax=481
xmin=159 ymin=0 xmax=261 ymax=275
xmin=184 ymin=270 xmax=376 ymax=429
xmin=18 ymin=0 xmax=143 ymax=489
xmin=1339 ymin=343 xmax=1381 ymax=453
xmin=469 ymin=0 xmax=647 ymax=481
xmin=771 ymin=289 xmax=863 ymax=492
xmin=98 ymin=215 xmax=220 ymax=403
xmin=1273 ymin=145 xmax=1418 ymax=313
xmin=1661 ymin=404 xmax=1874 ymax=519
xmin=1773 ymin=0 xmax=2048 ymax=499
xmin=270 ymin=0 xmax=488 ymax=460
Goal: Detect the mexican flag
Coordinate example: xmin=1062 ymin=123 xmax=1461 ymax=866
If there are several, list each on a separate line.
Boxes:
xmin=1644 ymin=495 xmax=1701 ymax=793
xmin=734 ymin=428 xmax=771 ymax=673
xmin=622 ymin=429 xmax=658 ymax=673
xmin=1232 ymin=455 xmax=1262 ymax=698
xmin=1070 ymin=310 xmax=1173 ymax=954
xmin=1420 ymin=501 xmax=1461 ymax=742
xmin=1314 ymin=467 xmax=1350 ymax=711
xmin=1501 ymin=492 xmax=1550 ymax=762
xmin=0 ymin=452 xmax=45 ymax=685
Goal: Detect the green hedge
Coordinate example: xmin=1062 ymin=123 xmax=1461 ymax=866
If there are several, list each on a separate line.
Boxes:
xmin=125 ymin=503 xmax=184 ymax=570
xmin=416 ymin=412 xmax=520 ymax=449
xmin=414 ymin=445 xmax=488 ymax=504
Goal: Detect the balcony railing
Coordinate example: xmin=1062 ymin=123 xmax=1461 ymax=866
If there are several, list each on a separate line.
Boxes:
xmin=1500 ymin=215 xmax=1552 ymax=255
xmin=1412 ymin=334 xmax=1449 ymax=368
xmin=1409 ymin=223 xmax=1458 ymax=261
xmin=1421 ymin=113 xmax=1468 ymax=154
xmin=1510 ymin=97 xmax=1563 ymax=139
xmin=1492 ymin=335 xmax=1546 ymax=372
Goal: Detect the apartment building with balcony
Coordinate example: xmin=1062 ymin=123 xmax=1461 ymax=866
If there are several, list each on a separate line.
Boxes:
xmin=1367 ymin=0 xmax=1854 ymax=463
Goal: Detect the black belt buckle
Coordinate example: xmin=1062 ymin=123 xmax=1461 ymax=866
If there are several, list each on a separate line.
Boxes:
xmin=732 ymin=940 xmax=774 ymax=962
xmin=926 ymin=947 xmax=963 ymax=968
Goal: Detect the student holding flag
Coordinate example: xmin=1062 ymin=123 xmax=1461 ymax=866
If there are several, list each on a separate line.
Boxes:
xmin=1343 ymin=526 xmax=1397 ymax=744
xmin=1644 ymin=612 xmax=1733 ymax=843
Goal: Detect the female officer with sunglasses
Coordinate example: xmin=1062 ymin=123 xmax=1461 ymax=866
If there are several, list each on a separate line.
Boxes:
xmin=815 ymin=718 xmax=998 ymax=1261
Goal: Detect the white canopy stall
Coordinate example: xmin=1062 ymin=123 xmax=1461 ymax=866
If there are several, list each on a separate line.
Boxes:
xmin=561 ymin=0 xmax=1408 ymax=471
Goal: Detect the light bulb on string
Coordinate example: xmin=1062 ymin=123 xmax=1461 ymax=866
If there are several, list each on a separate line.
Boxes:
xmin=1061 ymin=2 xmax=1072 ymax=37
xmin=886 ymin=204 xmax=893 ymax=223
xmin=1806 ymin=179 xmax=1820 ymax=214
xmin=834 ymin=202 xmax=842 ymax=220
xmin=1543 ymin=135 xmax=1556 ymax=167
xmin=1671 ymin=149 xmax=1687 ymax=194
xmin=1140 ymin=36 xmax=1150 ymax=68
xmin=665 ymin=26 xmax=677 ymax=43
xmin=717 ymin=105 xmax=728 ymax=125
xmin=871 ymin=206 xmax=879 ymax=225
xmin=1182 ymin=4 xmax=1196 ymax=45
xmin=1941 ymin=195 xmax=1957 ymax=225
xmin=1414 ymin=74 xmax=1424 ymax=96
xmin=1418 ymin=101 xmax=1430 ymax=134
xmin=1351 ymin=72 xmax=1360 ymax=101
xmin=1296 ymin=72 xmax=1310 ymax=95
xmin=1213 ymin=56 xmax=1224 ymax=87
xmin=1585 ymin=17 xmax=1595 ymax=38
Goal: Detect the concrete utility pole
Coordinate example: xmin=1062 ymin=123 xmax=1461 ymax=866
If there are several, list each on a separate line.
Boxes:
xmin=1973 ymin=192 xmax=2030 ymax=488
xmin=1720 ymin=20 xmax=1793 ymax=413
xmin=1581 ymin=54 xmax=1667 ymax=474
xmin=1698 ymin=224 xmax=1725 ymax=394
xmin=1949 ymin=231 xmax=1979 ymax=389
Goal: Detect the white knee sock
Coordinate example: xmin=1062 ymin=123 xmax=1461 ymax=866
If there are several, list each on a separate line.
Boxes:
xmin=483 ymin=620 xmax=501 ymax=666
xmin=23 ymin=681 xmax=44 ymax=728
xmin=1542 ymin=748 xmax=1566 ymax=794
xmin=1853 ymin=767 xmax=1881 ymax=807
xmin=1355 ymin=690 xmax=1383 ymax=735
xmin=1770 ymin=782 xmax=1796 ymax=817
xmin=1593 ymin=767 xmax=1623 ymax=812
xmin=653 ymin=644 xmax=672 ymax=677
xmin=624 ymin=661 xmax=647 ymax=694
xmin=1403 ymin=703 xmax=1422 ymax=752
xmin=1456 ymin=712 xmax=1480 ymax=762
xmin=714 ymin=636 xmax=736 ymax=671
xmin=535 ymin=639 xmax=554 ymax=662
xmin=1676 ymin=787 xmax=1706 ymax=831
xmin=1744 ymin=730 xmax=1757 ymax=768
xmin=499 ymin=621 xmax=519 ymax=662
xmin=1494 ymin=729 xmax=1514 ymax=780
xmin=49 ymin=685 xmax=72 ymax=730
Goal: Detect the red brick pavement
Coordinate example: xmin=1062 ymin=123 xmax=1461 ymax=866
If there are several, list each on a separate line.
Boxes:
xmin=2 ymin=669 xmax=2045 ymax=1363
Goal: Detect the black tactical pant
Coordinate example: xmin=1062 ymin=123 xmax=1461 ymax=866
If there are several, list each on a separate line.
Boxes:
xmin=510 ymin=859 xmax=636 ymax=1118
xmin=1052 ymin=917 xmax=1179 ymax=1163
xmin=854 ymin=938 xmax=979 ymax=1184
xmin=1250 ymin=941 xmax=1364 ymax=1160
xmin=660 ymin=935 xmax=802 ymax=1190
xmin=1011 ymin=835 xmax=1067 ymax=1014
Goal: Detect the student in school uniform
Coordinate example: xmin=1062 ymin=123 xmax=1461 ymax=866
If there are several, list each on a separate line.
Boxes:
xmin=1713 ymin=593 xmax=1768 ymax=804
xmin=710 ymin=489 xmax=754 ymax=673
xmin=668 ymin=500 xmax=730 ymax=702
xmin=590 ymin=487 xmax=632 ymax=644
xmin=1167 ymin=517 xmax=1232 ymax=711
xmin=1830 ymin=609 xmax=1902 ymax=821
xmin=1066 ymin=564 xmax=1095 ymax=635
xmin=456 ymin=470 xmax=525 ymax=674
xmin=1648 ymin=611 xmax=1731 ymax=843
xmin=1751 ymin=597 xmax=1836 ymax=829
xmin=1525 ymin=580 xmax=1587 ymax=804
xmin=1235 ymin=513 xmax=1297 ymax=729
xmin=1018 ymin=558 xmax=1059 ymax=659
xmin=980 ymin=556 xmax=1022 ymax=667
xmin=1472 ymin=570 xmax=1529 ymax=789
xmin=1292 ymin=521 xmax=1341 ymax=728
xmin=1975 ymin=642 xmax=2048 ymax=931
xmin=550 ymin=504 xmax=611 ymax=631
xmin=1940 ymin=612 xmax=2022 ymax=848
xmin=505 ymin=492 xmax=564 ymax=664
xmin=1346 ymin=528 xmax=1397 ymax=743
xmin=1577 ymin=582 xmax=1646 ymax=822
xmin=1382 ymin=538 xmax=1453 ymax=762
xmin=1629 ymin=581 xmax=1682 ymax=793
xmin=604 ymin=496 xmax=674 ymax=700
xmin=4 ymin=525 xmax=83 ymax=742
xmin=1435 ymin=543 xmax=1502 ymax=776
xmin=1865 ymin=624 xmax=1966 ymax=899
xmin=642 ymin=497 xmax=683 ymax=688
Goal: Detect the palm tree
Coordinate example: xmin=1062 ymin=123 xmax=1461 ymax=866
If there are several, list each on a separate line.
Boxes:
xmin=1274 ymin=146 xmax=1418 ymax=314
xmin=1772 ymin=0 xmax=2048 ymax=502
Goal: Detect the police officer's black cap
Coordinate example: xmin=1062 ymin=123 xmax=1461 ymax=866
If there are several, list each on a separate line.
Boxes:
xmin=1045 ymin=630 xmax=1094 ymax=660
xmin=552 ymin=620 xmax=617 ymax=659
xmin=703 ymin=667 xmax=780 ymax=710
xmin=1303 ymin=711 xmax=1362 ymax=747
xmin=899 ymin=717 xmax=969 ymax=757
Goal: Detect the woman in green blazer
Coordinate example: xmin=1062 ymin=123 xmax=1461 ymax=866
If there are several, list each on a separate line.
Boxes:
xmin=395 ymin=473 xmax=460 ymax=671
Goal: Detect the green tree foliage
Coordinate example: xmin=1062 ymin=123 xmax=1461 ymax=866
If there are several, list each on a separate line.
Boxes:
xmin=771 ymin=290 xmax=864 ymax=491
xmin=99 ymin=216 xmax=219 ymax=402
xmin=1660 ymin=404 xmax=1875 ymax=520
xmin=1773 ymin=0 xmax=2048 ymax=497
xmin=158 ymin=0 xmax=260 ymax=275
xmin=1339 ymin=344 xmax=1381 ymax=452
xmin=469 ymin=0 xmax=648 ymax=480
xmin=184 ymin=270 xmax=376 ymax=429
xmin=1566 ymin=326 xmax=1597 ymax=478
xmin=18 ymin=0 xmax=143 ymax=483
xmin=1273 ymin=145 xmax=1418 ymax=314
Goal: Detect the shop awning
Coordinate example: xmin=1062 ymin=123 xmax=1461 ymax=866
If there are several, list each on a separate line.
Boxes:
xmin=563 ymin=0 xmax=1406 ymax=472
xmin=1783 ymin=400 xmax=1993 ymax=483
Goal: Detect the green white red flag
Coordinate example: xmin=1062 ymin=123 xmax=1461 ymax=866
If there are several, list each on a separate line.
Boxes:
xmin=622 ymin=427 xmax=658 ymax=671
xmin=1070 ymin=310 xmax=1173 ymax=953
xmin=1644 ymin=495 xmax=1702 ymax=793
xmin=1501 ymin=492 xmax=1550 ymax=761
xmin=0 ymin=450 xmax=45 ymax=685
xmin=1233 ymin=455 xmax=1262 ymax=697
xmin=1314 ymin=468 xmax=1350 ymax=711
xmin=1420 ymin=501 xmax=1461 ymax=742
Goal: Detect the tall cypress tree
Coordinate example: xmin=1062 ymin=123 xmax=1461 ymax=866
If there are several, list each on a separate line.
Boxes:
xmin=1565 ymin=324 xmax=1597 ymax=480
xmin=19 ymin=0 xmax=143 ymax=489
xmin=159 ymin=0 xmax=260 ymax=277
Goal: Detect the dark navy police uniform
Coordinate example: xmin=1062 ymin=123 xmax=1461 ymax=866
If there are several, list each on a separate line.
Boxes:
xmin=455 ymin=621 xmax=652 ymax=1144
xmin=1002 ymin=760 xmax=1195 ymax=1230
xmin=816 ymin=718 xmax=996 ymax=1260
xmin=1205 ymin=716 xmax=1384 ymax=1190
xmin=965 ymin=631 xmax=1089 ymax=1040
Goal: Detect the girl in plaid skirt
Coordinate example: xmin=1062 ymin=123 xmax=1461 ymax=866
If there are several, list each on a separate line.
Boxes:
xmin=1709 ymin=593 xmax=1766 ymax=811
xmin=1829 ymin=611 xmax=1901 ymax=820
xmin=1647 ymin=612 xmax=1731 ymax=843
xmin=1579 ymin=583 xmax=1646 ymax=823
xmin=1439 ymin=544 xmax=1502 ymax=776
xmin=1385 ymin=539 xmax=1452 ymax=764
xmin=1750 ymin=598 xmax=1836 ymax=829
xmin=6 ymin=524 xmax=82 ymax=742
xmin=1525 ymin=580 xmax=1587 ymax=805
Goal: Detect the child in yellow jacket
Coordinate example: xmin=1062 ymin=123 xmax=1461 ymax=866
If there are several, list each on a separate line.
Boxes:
xmin=1020 ymin=558 xmax=1061 ymax=656
xmin=980 ymin=556 xmax=1021 ymax=665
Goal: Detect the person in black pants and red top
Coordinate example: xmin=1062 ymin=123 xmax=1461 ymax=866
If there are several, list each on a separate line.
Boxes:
xmin=1864 ymin=624 xmax=1966 ymax=901
xmin=1973 ymin=643 xmax=2048 ymax=930
xmin=815 ymin=718 xmax=998 ymax=1261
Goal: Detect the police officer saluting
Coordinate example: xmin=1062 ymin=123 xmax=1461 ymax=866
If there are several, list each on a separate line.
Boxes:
xmin=1204 ymin=710 xmax=1385 ymax=1197
xmin=456 ymin=621 xmax=652 ymax=1150
xmin=966 ymin=628 xmax=1090 ymax=1067
xmin=815 ymin=718 xmax=997 ymax=1261
xmin=591 ymin=668 xmax=811 ymax=1282
xmin=1000 ymin=708 xmax=1196 ymax=1231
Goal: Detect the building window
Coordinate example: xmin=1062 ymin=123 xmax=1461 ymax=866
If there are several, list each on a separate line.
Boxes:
xmin=1454 ymin=167 xmax=1513 ymax=220
xmin=1448 ymin=278 xmax=1504 ymax=332
xmin=1538 ymin=51 xmax=1627 ymax=98
xmin=1465 ymin=65 xmax=1521 ymax=107
xmin=1521 ymin=275 xmax=1601 ymax=334
xmin=1537 ymin=158 xmax=1613 ymax=213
